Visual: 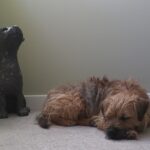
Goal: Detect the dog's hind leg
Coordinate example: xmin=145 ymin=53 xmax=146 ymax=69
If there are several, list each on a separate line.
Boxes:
xmin=38 ymin=92 xmax=86 ymax=128
xmin=36 ymin=113 xmax=51 ymax=129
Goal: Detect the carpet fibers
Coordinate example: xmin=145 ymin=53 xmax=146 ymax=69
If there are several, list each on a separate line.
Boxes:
xmin=0 ymin=112 xmax=150 ymax=150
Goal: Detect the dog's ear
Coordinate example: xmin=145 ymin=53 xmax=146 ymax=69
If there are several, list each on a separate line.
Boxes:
xmin=135 ymin=99 xmax=149 ymax=121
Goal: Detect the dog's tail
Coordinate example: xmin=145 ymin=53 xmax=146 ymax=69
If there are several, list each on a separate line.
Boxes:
xmin=36 ymin=113 xmax=51 ymax=129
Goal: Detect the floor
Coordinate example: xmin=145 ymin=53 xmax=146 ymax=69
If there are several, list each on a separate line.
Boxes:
xmin=0 ymin=112 xmax=150 ymax=150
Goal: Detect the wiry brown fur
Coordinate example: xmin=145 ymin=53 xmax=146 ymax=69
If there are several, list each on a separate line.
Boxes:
xmin=37 ymin=76 xmax=150 ymax=140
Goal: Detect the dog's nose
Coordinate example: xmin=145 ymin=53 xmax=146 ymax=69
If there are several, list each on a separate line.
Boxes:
xmin=106 ymin=126 xmax=128 ymax=140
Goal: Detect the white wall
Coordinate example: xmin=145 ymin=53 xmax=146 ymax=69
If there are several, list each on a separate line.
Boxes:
xmin=0 ymin=0 xmax=150 ymax=94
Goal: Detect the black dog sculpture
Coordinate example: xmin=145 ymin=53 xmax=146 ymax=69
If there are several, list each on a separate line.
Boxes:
xmin=0 ymin=26 xmax=30 ymax=118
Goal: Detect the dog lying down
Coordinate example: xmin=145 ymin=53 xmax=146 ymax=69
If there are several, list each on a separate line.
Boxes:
xmin=37 ymin=77 xmax=150 ymax=140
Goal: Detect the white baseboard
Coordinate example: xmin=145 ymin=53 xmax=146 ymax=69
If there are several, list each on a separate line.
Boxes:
xmin=26 ymin=93 xmax=150 ymax=111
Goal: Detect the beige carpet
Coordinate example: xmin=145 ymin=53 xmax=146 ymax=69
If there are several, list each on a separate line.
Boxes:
xmin=0 ymin=111 xmax=150 ymax=150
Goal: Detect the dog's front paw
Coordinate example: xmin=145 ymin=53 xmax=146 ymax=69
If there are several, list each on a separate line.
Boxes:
xmin=0 ymin=111 xmax=8 ymax=119
xmin=17 ymin=107 xmax=30 ymax=116
xmin=126 ymin=130 xmax=138 ymax=140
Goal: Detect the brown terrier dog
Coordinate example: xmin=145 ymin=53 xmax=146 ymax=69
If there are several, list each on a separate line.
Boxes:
xmin=37 ymin=77 xmax=150 ymax=140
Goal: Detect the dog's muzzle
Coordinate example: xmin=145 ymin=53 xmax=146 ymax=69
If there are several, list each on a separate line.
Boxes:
xmin=0 ymin=26 xmax=24 ymax=41
xmin=106 ymin=126 xmax=129 ymax=140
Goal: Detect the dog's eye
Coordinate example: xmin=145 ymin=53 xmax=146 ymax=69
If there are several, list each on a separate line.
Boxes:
xmin=119 ymin=116 xmax=131 ymax=121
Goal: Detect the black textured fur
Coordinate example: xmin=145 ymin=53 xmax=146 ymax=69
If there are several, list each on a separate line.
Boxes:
xmin=0 ymin=26 xmax=30 ymax=118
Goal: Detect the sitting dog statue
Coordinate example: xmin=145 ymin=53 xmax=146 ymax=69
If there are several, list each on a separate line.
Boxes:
xmin=0 ymin=26 xmax=30 ymax=118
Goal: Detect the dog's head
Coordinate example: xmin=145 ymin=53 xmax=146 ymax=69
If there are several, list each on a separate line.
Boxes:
xmin=0 ymin=26 xmax=24 ymax=51
xmin=100 ymin=80 xmax=149 ymax=140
